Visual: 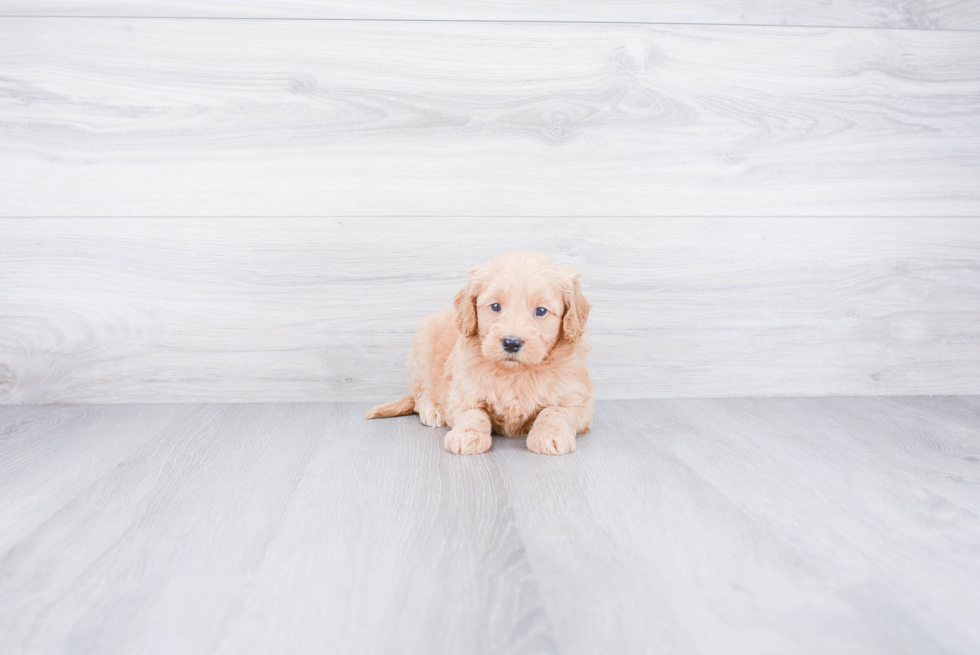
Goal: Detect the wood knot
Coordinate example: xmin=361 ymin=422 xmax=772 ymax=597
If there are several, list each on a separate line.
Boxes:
xmin=0 ymin=364 xmax=14 ymax=394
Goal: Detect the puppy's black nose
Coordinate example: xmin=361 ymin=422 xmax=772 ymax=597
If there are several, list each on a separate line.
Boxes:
xmin=502 ymin=336 xmax=523 ymax=353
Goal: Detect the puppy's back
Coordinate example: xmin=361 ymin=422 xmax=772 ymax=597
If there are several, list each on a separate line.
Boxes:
xmin=408 ymin=308 xmax=459 ymax=406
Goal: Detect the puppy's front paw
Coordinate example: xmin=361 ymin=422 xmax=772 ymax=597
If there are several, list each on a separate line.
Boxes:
xmin=444 ymin=427 xmax=491 ymax=455
xmin=527 ymin=424 xmax=576 ymax=455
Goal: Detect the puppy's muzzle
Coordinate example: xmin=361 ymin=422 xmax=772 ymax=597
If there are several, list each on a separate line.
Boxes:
xmin=502 ymin=336 xmax=523 ymax=353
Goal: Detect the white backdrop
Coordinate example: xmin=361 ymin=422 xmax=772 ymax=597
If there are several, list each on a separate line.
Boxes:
xmin=2 ymin=217 xmax=978 ymax=403
xmin=1 ymin=8 xmax=979 ymax=403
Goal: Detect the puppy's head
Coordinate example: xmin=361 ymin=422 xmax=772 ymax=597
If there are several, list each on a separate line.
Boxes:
xmin=454 ymin=252 xmax=590 ymax=366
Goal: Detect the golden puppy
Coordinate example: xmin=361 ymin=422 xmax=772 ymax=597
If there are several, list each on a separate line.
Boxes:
xmin=366 ymin=251 xmax=594 ymax=455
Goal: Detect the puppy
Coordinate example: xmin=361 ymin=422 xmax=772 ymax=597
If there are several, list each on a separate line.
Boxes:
xmin=366 ymin=251 xmax=593 ymax=455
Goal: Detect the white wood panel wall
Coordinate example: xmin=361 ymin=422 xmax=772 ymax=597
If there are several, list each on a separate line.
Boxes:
xmin=1 ymin=20 xmax=979 ymax=217
xmin=1 ymin=217 xmax=978 ymax=404
xmin=2 ymin=7 xmax=979 ymax=403
xmin=2 ymin=1 xmax=979 ymax=29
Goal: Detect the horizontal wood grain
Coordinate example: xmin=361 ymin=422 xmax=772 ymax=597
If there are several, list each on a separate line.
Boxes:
xmin=1 ymin=1 xmax=979 ymax=29
xmin=1 ymin=217 xmax=978 ymax=403
xmin=2 ymin=20 xmax=979 ymax=217
xmin=2 ymin=398 xmax=979 ymax=653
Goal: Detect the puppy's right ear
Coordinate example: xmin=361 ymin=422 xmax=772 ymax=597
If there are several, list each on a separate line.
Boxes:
xmin=454 ymin=270 xmax=479 ymax=337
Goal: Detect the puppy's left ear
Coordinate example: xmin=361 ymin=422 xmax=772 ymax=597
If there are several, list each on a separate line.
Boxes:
xmin=561 ymin=266 xmax=591 ymax=343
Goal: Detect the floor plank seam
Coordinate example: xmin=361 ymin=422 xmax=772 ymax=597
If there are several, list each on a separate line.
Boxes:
xmin=486 ymin=449 xmax=562 ymax=652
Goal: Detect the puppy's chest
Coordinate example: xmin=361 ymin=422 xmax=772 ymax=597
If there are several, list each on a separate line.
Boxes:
xmin=485 ymin=385 xmax=546 ymax=438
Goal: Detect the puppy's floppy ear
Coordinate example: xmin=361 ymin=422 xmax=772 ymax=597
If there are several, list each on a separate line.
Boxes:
xmin=454 ymin=266 xmax=481 ymax=337
xmin=561 ymin=266 xmax=591 ymax=343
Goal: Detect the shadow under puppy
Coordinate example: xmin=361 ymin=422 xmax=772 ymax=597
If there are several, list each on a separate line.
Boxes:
xmin=366 ymin=251 xmax=594 ymax=455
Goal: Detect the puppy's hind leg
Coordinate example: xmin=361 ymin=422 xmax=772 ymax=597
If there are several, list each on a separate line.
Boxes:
xmin=365 ymin=394 xmax=415 ymax=419
xmin=415 ymin=399 xmax=447 ymax=428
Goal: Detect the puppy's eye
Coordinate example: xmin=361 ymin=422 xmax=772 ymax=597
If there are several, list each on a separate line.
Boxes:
xmin=535 ymin=307 xmax=548 ymax=317
xmin=490 ymin=303 xmax=501 ymax=312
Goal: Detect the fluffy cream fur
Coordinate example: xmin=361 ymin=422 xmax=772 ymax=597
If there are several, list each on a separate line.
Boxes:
xmin=366 ymin=251 xmax=594 ymax=455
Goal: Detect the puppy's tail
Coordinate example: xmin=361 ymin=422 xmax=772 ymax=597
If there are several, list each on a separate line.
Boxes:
xmin=365 ymin=394 xmax=416 ymax=419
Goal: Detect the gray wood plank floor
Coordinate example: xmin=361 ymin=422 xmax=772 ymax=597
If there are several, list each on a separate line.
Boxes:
xmin=2 ymin=398 xmax=978 ymax=654
xmin=3 ymin=20 xmax=979 ymax=217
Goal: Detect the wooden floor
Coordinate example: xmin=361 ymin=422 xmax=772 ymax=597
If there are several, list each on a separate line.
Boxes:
xmin=1 ymin=397 xmax=978 ymax=654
